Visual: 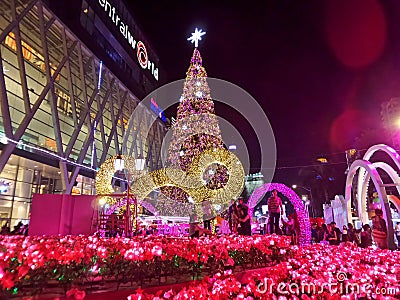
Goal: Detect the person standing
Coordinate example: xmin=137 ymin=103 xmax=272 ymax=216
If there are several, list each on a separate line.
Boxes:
xmin=189 ymin=213 xmax=199 ymax=237
xmin=395 ymin=222 xmax=400 ymax=247
xmin=330 ymin=222 xmax=342 ymax=245
xmin=319 ymin=224 xmax=329 ymax=245
xmin=341 ymin=225 xmax=348 ymax=243
xmin=228 ymin=200 xmax=239 ymax=234
xmin=267 ymin=190 xmax=283 ymax=234
xmin=228 ymin=200 xmax=234 ymax=232
xmin=311 ymin=223 xmax=318 ymax=244
xmin=371 ymin=209 xmax=388 ymax=249
xmin=202 ymin=199 xmax=212 ymax=231
xmin=347 ymin=223 xmax=361 ymax=246
xmin=282 ymin=213 xmax=299 ymax=244
xmin=317 ymin=224 xmax=328 ymax=243
xmin=327 ymin=224 xmax=338 ymax=245
xmin=238 ymin=199 xmax=251 ymax=236
xmin=360 ymin=224 xmax=373 ymax=248
xmin=1 ymin=222 xmax=10 ymax=235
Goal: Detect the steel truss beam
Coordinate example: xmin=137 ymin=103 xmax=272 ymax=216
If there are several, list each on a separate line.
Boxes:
xmin=0 ymin=0 xmax=165 ymax=195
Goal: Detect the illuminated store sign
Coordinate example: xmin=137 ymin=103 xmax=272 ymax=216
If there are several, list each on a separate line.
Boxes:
xmin=98 ymin=0 xmax=159 ymax=81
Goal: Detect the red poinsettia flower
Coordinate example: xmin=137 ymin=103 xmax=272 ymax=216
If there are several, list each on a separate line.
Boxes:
xmin=66 ymin=287 xmax=86 ymax=300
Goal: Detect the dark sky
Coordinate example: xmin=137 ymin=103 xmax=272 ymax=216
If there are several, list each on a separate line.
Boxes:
xmin=129 ymin=0 xmax=400 ymax=186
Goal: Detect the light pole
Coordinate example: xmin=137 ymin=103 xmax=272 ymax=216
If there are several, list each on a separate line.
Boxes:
xmin=292 ymin=185 xmax=313 ymax=217
xmin=114 ymin=154 xmax=145 ymax=237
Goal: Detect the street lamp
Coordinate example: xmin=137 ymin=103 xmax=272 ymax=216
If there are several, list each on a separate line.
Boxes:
xmin=292 ymin=185 xmax=313 ymax=217
xmin=292 ymin=185 xmax=311 ymax=193
xmin=114 ymin=154 xmax=125 ymax=171
xmin=114 ymin=154 xmax=146 ymax=237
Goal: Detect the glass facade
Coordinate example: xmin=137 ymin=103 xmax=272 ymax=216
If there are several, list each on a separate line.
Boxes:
xmin=0 ymin=0 xmax=166 ymax=226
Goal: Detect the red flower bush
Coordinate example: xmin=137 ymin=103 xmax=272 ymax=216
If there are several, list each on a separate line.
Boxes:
xmin=127 ymin=243 xmax=400 ymax=299
xmin=0 ymin=234 xmax=291 ymax=297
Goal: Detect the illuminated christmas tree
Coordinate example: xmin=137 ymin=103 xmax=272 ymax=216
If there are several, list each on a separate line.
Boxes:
xmin=162 ymin=48 xmax=228 ymax=202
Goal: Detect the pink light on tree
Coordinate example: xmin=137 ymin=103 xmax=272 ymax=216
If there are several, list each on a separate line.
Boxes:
xmin=162 ymin=49 xmax=228 ymax=202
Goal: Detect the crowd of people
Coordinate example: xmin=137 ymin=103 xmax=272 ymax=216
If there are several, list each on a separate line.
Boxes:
xmin=3 ymin=190 xmax=399 ymax=250
xmin=0 ymin=221 xmax=28 ymax=235
xmin=225 ymin=190 xmax=397 ymax=249
xmin=227 ymin=198 xmax=251 ymax=236
xmin=310 ymin=209 xmax=392 ymax=249
xmin=190 ymin=190 xmax=390 ymax=248
xmin=189 ymin=197 xmax=252 ymax=238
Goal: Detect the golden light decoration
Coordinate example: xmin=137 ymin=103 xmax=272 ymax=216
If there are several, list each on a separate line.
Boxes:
xmin=95 ymin=154 xmax=141 ymax=206
xmin=154 ymin=197 xmax=194 ymax=217
xmin=95 ymin=150 xmax=245 ymax=221
xmin=131 ymin=148 xmax=244 ymax=218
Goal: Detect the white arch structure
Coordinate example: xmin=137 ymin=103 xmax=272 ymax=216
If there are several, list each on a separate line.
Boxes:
xmin=345 ymin=144 xmax=400 ymax=249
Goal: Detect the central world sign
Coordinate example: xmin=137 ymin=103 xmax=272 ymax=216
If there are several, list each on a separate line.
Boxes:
xmin=98 ymin=0 xmax=159 ymax=81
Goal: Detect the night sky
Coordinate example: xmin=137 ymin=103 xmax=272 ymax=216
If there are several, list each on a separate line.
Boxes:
xmin=129 ymin=0 xmax=400 ymax=188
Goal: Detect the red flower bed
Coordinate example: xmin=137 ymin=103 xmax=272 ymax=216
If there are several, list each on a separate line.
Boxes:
xmin=128 ymin=243 xmax=400 ymax=299
xmin=0 ymin=234 xmax=291 ymax=298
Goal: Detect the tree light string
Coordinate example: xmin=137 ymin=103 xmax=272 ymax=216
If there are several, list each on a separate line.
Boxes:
xmin=163 ymin=49 xmax=229 ymax=203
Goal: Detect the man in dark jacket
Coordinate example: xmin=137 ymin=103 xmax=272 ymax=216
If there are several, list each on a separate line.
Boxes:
xmin=330 ymin=222 xmax=342 ymax=245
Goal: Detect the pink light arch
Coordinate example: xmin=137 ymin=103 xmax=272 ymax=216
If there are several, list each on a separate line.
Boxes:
xmin=248 ymin=183 xmax=311 ymax=246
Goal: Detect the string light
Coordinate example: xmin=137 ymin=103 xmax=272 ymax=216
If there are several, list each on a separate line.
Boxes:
xmin=0 ymin=133 xmax=96 ymax=172
xmin=163 ymin=49 xmax=232 ymax=203
xmin=95 ymin=49 xmax=245 ymax=222
xmin=130 ymin=148 xmax=244 ymax=222
xmin=95 ymin=155 xmax=142 ymax=206
xmin=154 ymin=197 xmax=194 ymax=217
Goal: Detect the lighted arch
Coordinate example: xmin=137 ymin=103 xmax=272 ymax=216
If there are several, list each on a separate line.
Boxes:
xmin=363 ymin=144 xmax=400 ymax=166
xmin=388 ymin=195 xmax=400 ymax=215
xmin=95 ymin=149 xmax=244 ymax=223
xmin=356 ymin=162 xmax=400 ymax=225
xmin=96 ymin=149 xmax=244 ymax=215
xmin=345 ymin=159 xmax=395 ymax=249
xmin=248 ymin=183 xmax=311 ymax=246
xmin=373 ymin=162 xmax=400 ymax=213
xmin=357 ymin=144 xmax=400 ymax=217
xmin=95 ymin=155 xmax=141 ymax=206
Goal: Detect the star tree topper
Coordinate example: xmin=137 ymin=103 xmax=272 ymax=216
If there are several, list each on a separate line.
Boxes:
xmin=187 ymin=28 xmax=206 ymax=48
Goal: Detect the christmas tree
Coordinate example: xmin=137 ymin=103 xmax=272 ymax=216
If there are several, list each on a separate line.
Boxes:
xmin=162 ymin=48 xmax=228 ymax=202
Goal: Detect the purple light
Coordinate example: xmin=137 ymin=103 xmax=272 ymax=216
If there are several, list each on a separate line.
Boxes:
xmin=248 ymin=183 xmax=311 ymax=246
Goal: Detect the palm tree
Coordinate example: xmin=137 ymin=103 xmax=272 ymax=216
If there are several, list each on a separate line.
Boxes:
xmin=298 ymin=159 xmax=338 ymax=217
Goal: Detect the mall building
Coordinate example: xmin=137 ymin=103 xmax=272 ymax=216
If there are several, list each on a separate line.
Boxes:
xmin=0 ymin=0 xmax=167 ymax=226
